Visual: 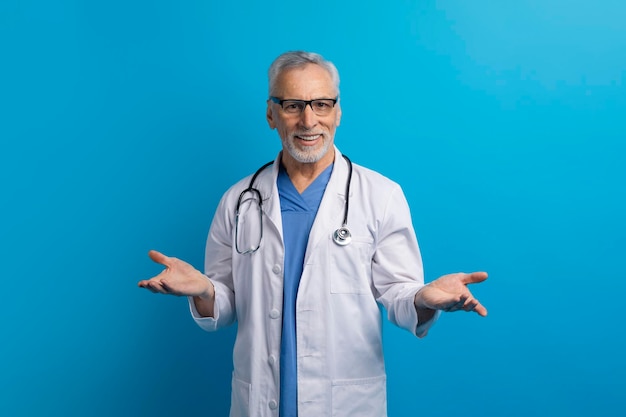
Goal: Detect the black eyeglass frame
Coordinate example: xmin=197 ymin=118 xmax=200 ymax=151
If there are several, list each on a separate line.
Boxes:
xmin=269 ymin=96 xmax=338 ymax=114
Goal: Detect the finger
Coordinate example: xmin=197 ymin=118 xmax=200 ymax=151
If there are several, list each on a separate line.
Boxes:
xmin=145 ymin=285 xmax=161 ymax=294
xmin=138 ymin=280 xmax=160 ymax=293
xmin=144 ymin=280 xmax=169 ymax=294
xmin=444 ymin=297 xmax=467 ymax=312
xmin=160 ymin=279 xmax=182 ymax=296
xmin=138 ymin=278 xmax=163 ymax=290
xmin=461 ymin=293 xmax=487 ymax=316
xmin=453 ymin=301 xmax=466 ymax=311
xmin=461 ymin=290 xmax=487 ymax=316
xmin=148 ymin=250 xmax=173 ymax=268
xmin=461 ymin=271 xmax=488 ymax=285
xmin=473 ymin=302 xmax=488 ymax=317
xmin=462 ymin=298 xmax=479 ymax=312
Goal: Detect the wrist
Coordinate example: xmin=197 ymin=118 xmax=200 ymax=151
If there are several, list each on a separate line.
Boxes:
xmin=196 ymin=274 xmax=215 ymax=300
xmin=193 ymin=277 xmax=216 ymax=318
xmin=413 ymin=285 xmax=430 ymax=310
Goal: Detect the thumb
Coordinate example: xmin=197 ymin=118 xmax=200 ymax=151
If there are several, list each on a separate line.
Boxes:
xmin=148 ymin=250 xmax=172 ymax=267
xmin=462 ymin=271 xmax=488 ymax=285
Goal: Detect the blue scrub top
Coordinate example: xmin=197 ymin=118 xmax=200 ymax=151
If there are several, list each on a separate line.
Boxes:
xmin=277 ymin=162 xmax=333 ymax=417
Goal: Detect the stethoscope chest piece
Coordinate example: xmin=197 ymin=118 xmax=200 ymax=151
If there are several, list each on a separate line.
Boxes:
xmin=333 ymin=226 xmax=352 ymax=246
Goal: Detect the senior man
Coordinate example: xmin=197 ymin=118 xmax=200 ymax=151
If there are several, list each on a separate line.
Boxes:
xmin=139 ymin=50 xmax=488 ymax=417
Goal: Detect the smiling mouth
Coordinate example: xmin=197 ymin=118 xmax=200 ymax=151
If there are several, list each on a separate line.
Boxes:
xmin=295 ymin=134 xmax=322 ymax=141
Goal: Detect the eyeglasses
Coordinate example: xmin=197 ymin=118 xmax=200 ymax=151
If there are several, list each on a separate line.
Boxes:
xmin=269 ymin=96 xmax=338 ymax=116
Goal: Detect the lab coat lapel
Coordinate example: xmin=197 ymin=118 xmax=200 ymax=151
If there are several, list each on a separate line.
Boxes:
xmin=258 ymin=154 xmax=283 ymax=240
xmin=304 ymin=148 xmax=348 ymax=265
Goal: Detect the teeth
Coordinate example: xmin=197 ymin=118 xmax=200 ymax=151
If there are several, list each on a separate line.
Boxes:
xmin=297 ymin=134 xmax=321 ymax=141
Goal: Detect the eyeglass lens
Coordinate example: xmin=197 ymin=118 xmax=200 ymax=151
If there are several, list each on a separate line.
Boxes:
xmin=281 ymin=99 xmax=335 ymax=115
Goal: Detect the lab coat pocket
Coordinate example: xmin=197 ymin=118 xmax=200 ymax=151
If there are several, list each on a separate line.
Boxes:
xmin=331 ymin=375 xmax=387 ymax=417
xmin=230 ymin=375 xmax=251 ymax=417
xmin=330 ymin=237 xmax=373 ymax=294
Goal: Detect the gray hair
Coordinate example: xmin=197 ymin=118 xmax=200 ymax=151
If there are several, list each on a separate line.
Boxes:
xmin=268 ymin=51 xmax=340 ymax=96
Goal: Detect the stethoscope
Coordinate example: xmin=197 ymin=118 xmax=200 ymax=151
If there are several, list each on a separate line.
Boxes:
xmin=235 ymin=155 xmax=353 ymax=254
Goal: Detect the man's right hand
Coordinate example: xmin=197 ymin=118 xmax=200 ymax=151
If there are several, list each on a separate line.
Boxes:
xmin=138 ymin=250 xmax=215 ymax=316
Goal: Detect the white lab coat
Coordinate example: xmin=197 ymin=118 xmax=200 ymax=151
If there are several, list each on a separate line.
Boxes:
xmin=190 ymin=147 xmax=438 ymax=417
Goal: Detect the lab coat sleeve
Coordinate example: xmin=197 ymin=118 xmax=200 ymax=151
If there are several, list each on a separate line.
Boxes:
xmin=187 ymin=192 xmax=237 ymax=331
xmin=372 ymin=184 xmax=439 ymax=338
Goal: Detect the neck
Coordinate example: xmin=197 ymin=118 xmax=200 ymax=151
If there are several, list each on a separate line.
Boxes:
xmin=281 ymin=150 xmax=335 ymax=193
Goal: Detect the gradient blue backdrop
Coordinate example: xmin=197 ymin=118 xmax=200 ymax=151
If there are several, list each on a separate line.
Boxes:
xmin=1 ymin=1 xmax=625 ymax=416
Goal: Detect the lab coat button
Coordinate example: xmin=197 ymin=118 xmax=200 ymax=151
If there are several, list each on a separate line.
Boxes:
xmin=269 ymin=399 xmax=278 ymax=410
xmin=269 ymin=309 xmax=281 ymax=319
xmin=268 ymin=355 xmax=276 ymax=365
xmin=272 ymin=264 xmax=282 ymax=274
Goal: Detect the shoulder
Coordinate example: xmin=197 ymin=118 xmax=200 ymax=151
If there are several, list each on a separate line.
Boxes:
xmin=351 ymin=162 xmax=402 ymax=193
xmin=348 ymin=162 xmax=412 ymax=219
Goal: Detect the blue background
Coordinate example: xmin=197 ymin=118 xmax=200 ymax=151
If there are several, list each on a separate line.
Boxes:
xmin=1 ymin=1 xmax=625 ymax=416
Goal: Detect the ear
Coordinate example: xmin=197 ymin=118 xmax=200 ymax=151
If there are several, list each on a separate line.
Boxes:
xmin=266 ymin=100 xmax=276 ymax=129
xmin=335 ymin=103 xmax=342 ymax=127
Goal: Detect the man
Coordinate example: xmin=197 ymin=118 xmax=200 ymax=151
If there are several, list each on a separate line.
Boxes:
xmin=138 ymin=51 xmax=487 ymax=417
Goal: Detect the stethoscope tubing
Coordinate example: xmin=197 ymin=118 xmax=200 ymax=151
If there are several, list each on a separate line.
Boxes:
xmin=236 ymin=154 xmax=353 ymax=253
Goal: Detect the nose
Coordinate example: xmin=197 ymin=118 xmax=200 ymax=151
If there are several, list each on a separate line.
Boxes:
xmin=299 ymin=104 xmax=318 ymax=129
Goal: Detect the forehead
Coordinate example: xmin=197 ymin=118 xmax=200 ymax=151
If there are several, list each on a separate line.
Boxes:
xmin=273 ymin=64 xmax=336 ymax=99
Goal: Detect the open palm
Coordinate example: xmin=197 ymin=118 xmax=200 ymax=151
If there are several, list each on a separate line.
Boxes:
xmin=137 ymin=250 xmax=212 ymax=297
xmin=417 ymin=272 xmax=488 ymax=316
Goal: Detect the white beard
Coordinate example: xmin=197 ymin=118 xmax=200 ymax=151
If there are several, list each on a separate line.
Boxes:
xmin=281 ymin=132 xmax=332 ymax=163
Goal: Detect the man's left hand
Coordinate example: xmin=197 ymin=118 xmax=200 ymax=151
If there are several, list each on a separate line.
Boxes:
xmin=415 ymin=272 xmax=488 ymax=317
